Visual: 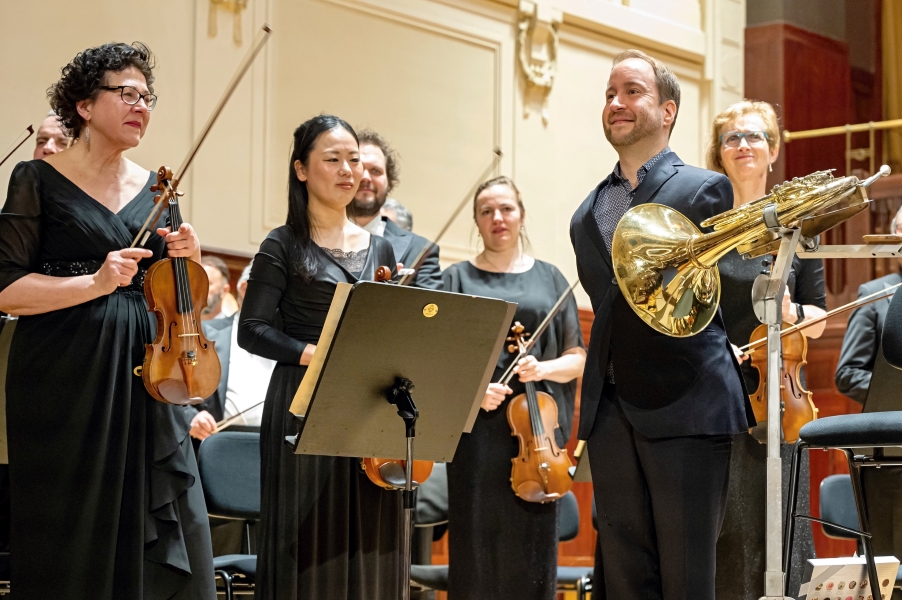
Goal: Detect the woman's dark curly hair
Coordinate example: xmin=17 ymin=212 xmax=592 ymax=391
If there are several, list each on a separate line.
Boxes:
xmin=47 ymin=42 xmax=155 ymax=139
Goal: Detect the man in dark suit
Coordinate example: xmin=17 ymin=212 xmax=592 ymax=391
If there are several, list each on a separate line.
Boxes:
xmin=187 ymin=262 xmax=274 ymax=440
xmin=835 ymin=208 xmax=902 ymax=600
xmin=570 ymin=49 xmax=754 ymax=599
xmin=348 ymin=129 xmax=442 ymax=289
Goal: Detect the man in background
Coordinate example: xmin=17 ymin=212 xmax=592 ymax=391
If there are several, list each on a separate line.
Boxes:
xmin=189 ymin=261 xmax=274 ymax=439
xmin=33 ymin=112 xmax=69 ymax=159
xmin=348 ymin=129 xmax=442 ymax=289
xmin=835 ymin=206 xmax=902 ymax=599
xmin=381 ymin=198 xmax=413 ymax=232
xmin=201 ymin=255 xmax=237 ymax=320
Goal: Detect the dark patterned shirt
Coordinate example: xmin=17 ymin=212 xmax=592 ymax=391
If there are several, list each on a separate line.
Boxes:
xmin=594 ymin=147 xmax=670 ymax=382
xmin=593 ymin=147 xmax=670 ymax=253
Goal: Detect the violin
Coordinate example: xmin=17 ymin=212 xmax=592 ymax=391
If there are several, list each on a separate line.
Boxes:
xmin=505 ymin=322 xmax=573 ymax=503
xmin=141 ymin=167 xmax=221 ymax=405
xmin=738 ymin=281 xmax=902 ymax=443
xmin=746 ymin=323 xmax=816 ymax=443
xmin=129 ymin=25 xmax=271 ymax=405
xmin=359 ymin=266 xmax=435 ymax=490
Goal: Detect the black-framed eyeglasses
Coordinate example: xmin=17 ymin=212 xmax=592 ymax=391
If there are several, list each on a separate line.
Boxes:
xmin=100 ymin=85 xmax=157 ymax=110
xmin=720 ymin=130 xmax=769 ymax=148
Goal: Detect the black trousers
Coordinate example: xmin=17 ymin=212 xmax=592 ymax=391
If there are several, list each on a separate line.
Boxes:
xmin=587 ymin=385 xmax=733 ymax=600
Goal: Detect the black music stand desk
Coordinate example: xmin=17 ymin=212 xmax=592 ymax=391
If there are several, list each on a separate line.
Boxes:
xmin=288 ymin=281 xmax=516 ymax=599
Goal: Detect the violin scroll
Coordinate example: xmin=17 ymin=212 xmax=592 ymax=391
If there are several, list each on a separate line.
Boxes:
xmin=375 ymin=266 xmax=393 ymax=282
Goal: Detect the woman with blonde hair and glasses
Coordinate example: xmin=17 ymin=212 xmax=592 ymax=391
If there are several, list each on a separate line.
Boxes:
xmin=707 ymin=100 xmax=827 ymax=599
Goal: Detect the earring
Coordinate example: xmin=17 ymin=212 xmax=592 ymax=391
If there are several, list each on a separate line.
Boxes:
xmin=84 ymin=125 xmax=90 ymax=147
xmin=768 ymin=162 xmax=773 ymax=173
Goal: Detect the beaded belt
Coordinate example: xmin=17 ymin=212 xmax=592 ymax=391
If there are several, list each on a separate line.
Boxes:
xmin=42 ymin=259 xmax=147 ymax=294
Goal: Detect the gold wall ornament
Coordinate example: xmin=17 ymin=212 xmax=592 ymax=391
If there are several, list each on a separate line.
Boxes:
xmin=209 ymin=0 xmax=248 ymax=46
xmin=517 ymin=0 xmax=561 ymax=126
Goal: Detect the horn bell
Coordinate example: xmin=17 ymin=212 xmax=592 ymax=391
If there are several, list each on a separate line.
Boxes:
xmin=612 ymin=203 xmax=720 ymax=337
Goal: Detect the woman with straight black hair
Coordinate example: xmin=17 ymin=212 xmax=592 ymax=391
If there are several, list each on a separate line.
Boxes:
xmin=238 ymin=115 xmax=401 ymax=599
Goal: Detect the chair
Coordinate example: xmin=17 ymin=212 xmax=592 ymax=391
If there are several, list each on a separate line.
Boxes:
xmin=409 ymin=491 xmax=593 ymax=599
xmin=819 ymin=474 xmax=902 ymax=589
xmin=784 ymin=412 xmax=902 ymax=598
xmin=197 ymin=431 xmax=261 ymax=599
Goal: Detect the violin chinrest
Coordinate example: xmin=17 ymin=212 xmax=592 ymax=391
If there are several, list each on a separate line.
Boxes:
xmin=377 ymin=461 xmax=423 ymax=490
xmin=515 ymin=480 xmax=562 ymax=504
xmin=157 ymin=379 xmax=205 ymax=406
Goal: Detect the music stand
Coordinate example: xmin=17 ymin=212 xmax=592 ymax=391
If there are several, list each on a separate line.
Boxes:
xmin=288 ymin=281 xmax=516 ymax=600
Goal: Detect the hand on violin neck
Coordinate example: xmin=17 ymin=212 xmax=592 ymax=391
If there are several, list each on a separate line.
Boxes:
xmin=157 ymin=223 xmax=201 ymax=261
xmin=92 ymin=248 xmax=153 ymax=293
xmin=481 ymin=382 xmax=512 ymax=411
xmin=513 ymin=355 xmax=546 ymax=383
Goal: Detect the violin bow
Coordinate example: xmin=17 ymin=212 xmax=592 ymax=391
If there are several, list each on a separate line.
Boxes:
xmin=131 ymin=24 xmax=273 ymax=248
xmin=0 ymin=125 xmax=34 ymax=168
xmin=215 ymin=400 xmax=265 ymax=432
xmin=740 ymin=281 xmax=902 ymax=354
xmin=396 ymin=148 xmax=503 ymax=286
xmin=498 ymin=279 xmax=581 ymax=385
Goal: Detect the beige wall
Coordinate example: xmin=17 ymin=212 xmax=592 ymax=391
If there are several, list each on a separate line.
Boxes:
xmin=0 ymin=0 xmax=745 ymax=307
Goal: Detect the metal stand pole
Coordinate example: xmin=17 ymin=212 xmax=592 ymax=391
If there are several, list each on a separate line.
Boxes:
xmin=386 ymin=378 xmax=418 ymax=600
xmin=751 ymin=221 xmax=800 ymax=600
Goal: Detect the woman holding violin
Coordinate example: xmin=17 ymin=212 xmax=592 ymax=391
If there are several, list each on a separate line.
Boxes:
xmin=237 ymin=115 xmax=401 ymax=599
xmin=442 ymin=176 xmax=585 ymax=600
xmin=0 ymin=44 xmax=215 ymax=599
xmin=707 ymin=100 xmax=827 ymax=600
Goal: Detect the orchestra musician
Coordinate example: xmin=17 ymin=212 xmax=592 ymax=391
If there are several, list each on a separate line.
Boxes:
xmin=570 ymin=49 xmax=755 ymax=599
xmin=237 ymin=115 xmax=401 ymax=599
xmin=708 ymin=100 xmax=827 ymax=600
xmin=835 ymin=205 xmax=902 ymax=600
xmin=442 ymin=176 xmax=586 ymax=600
xmin=0 ymin=43 xmax=215 ymax=599
xmin=347 ymin=129 xmax=442 ymax=289
xmin=33 ymin=111 xmax=70 ymax=159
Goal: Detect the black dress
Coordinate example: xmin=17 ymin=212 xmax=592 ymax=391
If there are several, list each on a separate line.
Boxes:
xmin=0 ymin=160 xmax=216 ymax=600
xmin=238 ymin=226 xmax=402 ymax=600
xmin=441 ymin=260 xmax=584 ymax=600
xmin=715 ymin=250 xmax=827 ymax=600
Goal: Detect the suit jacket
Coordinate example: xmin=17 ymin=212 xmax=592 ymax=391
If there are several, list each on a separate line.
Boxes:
xmin=570 ymin=151 xmax=753 ymax=440
xmin=835 ymin=272 xmax=902 ymax=410
xmin=193 ymin=313 xmax=235 ymax=422
xmin=381 ymin=217 xmax=443 ymax=290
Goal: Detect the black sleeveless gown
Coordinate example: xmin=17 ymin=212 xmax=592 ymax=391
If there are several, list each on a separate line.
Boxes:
xmin=0 ymin=160 xmax=215 ymax=599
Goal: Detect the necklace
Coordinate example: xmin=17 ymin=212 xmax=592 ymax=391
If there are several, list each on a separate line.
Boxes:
xmin=479 ymin=249 xmax=522 ymax=273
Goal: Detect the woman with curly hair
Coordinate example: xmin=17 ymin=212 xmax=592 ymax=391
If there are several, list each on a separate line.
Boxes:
xmin=0 ymin=42 xmax=215 ymax=599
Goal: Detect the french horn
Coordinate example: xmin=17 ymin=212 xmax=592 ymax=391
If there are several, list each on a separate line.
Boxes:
xmin=612 ymin=165 xmax=891 ymax=337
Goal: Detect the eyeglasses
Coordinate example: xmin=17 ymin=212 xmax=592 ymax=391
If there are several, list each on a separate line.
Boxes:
xmin=720 ymin=130 xmax=769 ymax=149
xmin=100 ymin=85 xmax=157 ymax=110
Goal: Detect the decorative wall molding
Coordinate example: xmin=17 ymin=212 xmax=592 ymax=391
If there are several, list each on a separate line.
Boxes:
xmin=517 ymin=0 xmax=561 ymax=125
